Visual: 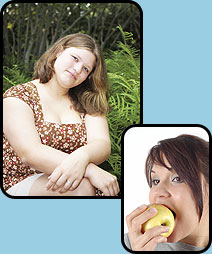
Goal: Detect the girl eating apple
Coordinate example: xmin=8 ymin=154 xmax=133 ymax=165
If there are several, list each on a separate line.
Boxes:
xmin=124 ymin=133 xmax=209 ymax=251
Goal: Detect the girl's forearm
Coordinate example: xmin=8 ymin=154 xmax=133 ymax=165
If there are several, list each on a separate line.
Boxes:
xmin=79 ymin=139 xmax=111 ymax=165
xmin=22 ymin=144 xmax=69 ymax=174
xmin=22 ymin=139 xmax=110 ymax=175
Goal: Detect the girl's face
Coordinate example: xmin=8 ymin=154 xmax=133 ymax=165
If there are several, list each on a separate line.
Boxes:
xmin=149 ymin=159 xmax=201 ymax=244
xmin=53 ymin=47 xmax=96 ymax=89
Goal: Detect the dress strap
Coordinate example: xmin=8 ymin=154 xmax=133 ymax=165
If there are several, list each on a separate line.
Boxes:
xmin=80 ymin=113 xmax=86 ymax=123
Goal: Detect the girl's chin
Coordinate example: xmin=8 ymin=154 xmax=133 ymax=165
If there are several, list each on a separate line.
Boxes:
xmin=60 ymin=80 xmax=77 ymax=89
xmin=61 ymin=78 xmax=81 ymax=88
xmin=167 ymin=229 xmax=181 ymax=243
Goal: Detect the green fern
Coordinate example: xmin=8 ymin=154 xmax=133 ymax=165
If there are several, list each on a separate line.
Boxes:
xmin=105 ymin=27 xmax=141 ymax=185
xmin=3 ymin=65 xmax=31 ymax=93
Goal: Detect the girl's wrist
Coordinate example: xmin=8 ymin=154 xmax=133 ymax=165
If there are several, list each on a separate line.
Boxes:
xmin=81 ymin=147 xmax=90 ymax=167
xmin=84 ymin=163 xmax=96 ymax=179
xmin=69 ymin=146 xmax=90 ymax=165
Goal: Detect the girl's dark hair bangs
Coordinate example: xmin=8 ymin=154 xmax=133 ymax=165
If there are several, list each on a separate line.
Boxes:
xmin=145 ymin=134 xmax=209 ymax=220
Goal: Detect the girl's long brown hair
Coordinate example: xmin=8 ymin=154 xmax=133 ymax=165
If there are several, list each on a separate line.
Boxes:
xmin=33 ymin=33 xmax=109 ymax=115
xmin=145 ymin=134 xmax=209 ymax=219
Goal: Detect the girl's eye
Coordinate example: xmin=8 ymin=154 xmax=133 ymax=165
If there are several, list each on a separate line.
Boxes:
xmin=172 ymin=175 xmax=184 ymax=183
xmin=151 ymin=179 xmax=160 ymax=186
xmin=83 ymin=67 xmax=89 ymax=73
xmin=72 ymin=55 xmax=78 ymax=61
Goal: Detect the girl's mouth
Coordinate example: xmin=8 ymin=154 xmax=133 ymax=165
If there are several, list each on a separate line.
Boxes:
xmin=67 ymin=70 xmax=76 ymax=80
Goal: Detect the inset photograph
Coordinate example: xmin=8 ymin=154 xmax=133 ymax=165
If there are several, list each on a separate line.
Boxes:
xmin=122 ymin=126 xmax=210 ymax=252
xmin=2 ymin=2 xmax=142 ymax=197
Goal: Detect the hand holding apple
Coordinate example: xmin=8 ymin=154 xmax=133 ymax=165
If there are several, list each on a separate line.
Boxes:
xmin=142 ymin=204 xmax=175 ymax=238
xmin=126 ymin=204 xmax=171 ymax=251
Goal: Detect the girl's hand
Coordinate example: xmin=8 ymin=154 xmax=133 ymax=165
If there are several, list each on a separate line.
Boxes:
xmin=126 ymin=204 xmax=169 ymax=251
xmin=85 ymin=163 xmax=120 ymax=196
xmin=45 ymin=148 xmax=89 ymax=193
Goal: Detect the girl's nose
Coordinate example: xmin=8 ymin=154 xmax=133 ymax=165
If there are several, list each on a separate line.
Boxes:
xmin=74 ymin=63 xmax=83 ymax=74
xmin=153 ymin=183 xmax=171 ymax=201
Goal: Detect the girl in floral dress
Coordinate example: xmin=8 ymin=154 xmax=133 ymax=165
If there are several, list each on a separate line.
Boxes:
xmin=3 ymin=33 xmax=119 ymax=196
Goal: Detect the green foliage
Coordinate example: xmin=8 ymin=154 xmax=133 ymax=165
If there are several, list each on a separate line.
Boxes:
xmin=3 ymin=3 xmax=140 ymax=74
xmin=105 ymin=27 xmax=141 ymax=187
xmin=3 ymin=64 xmax=31 ymax=93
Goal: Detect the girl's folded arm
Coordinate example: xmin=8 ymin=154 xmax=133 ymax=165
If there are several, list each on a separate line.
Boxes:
xmin=3 ymin=97 xmax=68 ymax=174
xmin=82 ymin=113 xmax=111 ymax=165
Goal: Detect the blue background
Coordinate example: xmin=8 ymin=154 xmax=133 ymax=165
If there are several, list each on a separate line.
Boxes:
xmin=1 ymin=0 xmax=211 ymax=253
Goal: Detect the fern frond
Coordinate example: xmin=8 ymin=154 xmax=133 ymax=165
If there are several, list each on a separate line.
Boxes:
xmin=105 ymin=27 xmax=141 ymax=183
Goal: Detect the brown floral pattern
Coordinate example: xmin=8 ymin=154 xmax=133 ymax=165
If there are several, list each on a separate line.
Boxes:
xmin=3 ymin=82 xmax=87 ymax=191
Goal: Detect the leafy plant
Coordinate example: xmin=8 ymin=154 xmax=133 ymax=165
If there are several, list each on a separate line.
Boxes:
xmin=105 ymin=27 xmax=141 ymax=189
xmin=3 ymin=64 xmax=31 ymax=93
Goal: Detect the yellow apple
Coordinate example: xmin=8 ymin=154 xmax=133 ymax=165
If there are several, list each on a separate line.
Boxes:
xmin=142 ymin=204 xmax=175 ymax=238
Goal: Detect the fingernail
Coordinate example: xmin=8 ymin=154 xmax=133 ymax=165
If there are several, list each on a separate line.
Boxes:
xmin=149 ymin=208 xmax=157 ymax=213
xmin=52 ymin=184 xmax=58 ymax=191
xmin=162 ymin=226 xmax=169 ymax=232
xmin=139 ymin=205 xmax=146 ymax=210
xmin=160 ymin=236 xmax=167 ymax=242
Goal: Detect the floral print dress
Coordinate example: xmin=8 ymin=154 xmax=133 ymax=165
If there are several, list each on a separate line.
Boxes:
xmin=3 ymin=82 xmax=88 ymax=192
